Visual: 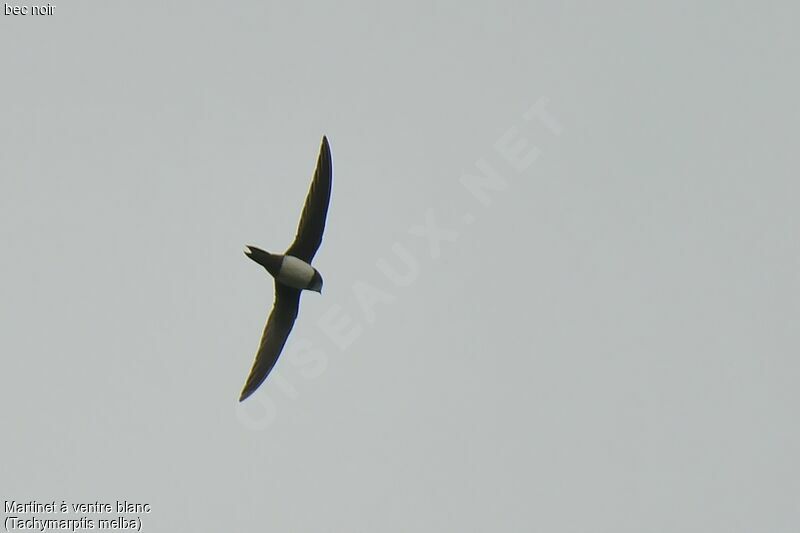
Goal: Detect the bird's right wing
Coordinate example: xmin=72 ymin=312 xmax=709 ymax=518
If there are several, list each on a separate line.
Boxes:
xmin=285 ymin=136 xmax=332 ymax=262
xmin=239 ymin=284 xmax=301 ymax=401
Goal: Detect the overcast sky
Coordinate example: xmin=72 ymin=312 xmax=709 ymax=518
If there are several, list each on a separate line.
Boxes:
xmin=1 ymin=1 xmax=798 ymax=531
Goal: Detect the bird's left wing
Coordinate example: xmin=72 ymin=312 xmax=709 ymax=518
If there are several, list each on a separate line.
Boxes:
xmin=285 ymin=136 xmax=332 ymax=262
xmin=239 ymin=284 xmax=301 ymax=401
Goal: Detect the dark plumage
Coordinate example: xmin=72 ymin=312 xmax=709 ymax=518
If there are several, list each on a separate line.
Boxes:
xmin=239 ymin=136 xmax=332 ymax=402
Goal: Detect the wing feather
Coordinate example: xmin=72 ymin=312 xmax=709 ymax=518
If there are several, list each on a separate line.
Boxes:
xmin=285 ymin=136 xmax=332 ymax=262
xmin=239 ymin=284 xmax=301 ymax=401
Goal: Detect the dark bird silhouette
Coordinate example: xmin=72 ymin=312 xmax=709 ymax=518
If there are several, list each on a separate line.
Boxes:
xmin=239 ymin=136 xmax=332 ymax=401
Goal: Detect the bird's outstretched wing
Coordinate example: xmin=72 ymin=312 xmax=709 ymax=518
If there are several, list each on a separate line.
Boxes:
xmin=239 ymin=284 xmax=301 ymax=401
xmin=285 ymin=136 xmax=332 ymax=262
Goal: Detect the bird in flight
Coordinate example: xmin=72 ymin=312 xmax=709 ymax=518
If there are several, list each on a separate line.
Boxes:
xmin=239 ymin=136 xmax=332 ymax=402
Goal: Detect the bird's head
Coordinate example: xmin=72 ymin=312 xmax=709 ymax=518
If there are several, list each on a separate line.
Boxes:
xmin=309 ymin=270 xmax=323 ymax=293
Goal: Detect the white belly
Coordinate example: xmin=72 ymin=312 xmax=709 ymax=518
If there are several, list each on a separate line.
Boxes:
xmin=277 ymin=255 xmax=316 ymax=289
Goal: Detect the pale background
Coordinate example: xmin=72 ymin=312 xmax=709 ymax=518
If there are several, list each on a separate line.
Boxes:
xmin=1 ymin=2 xmax=798 ymax=531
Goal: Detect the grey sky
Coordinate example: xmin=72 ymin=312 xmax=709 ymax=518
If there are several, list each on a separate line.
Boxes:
xmin=2 ymin=2 xmax=798 ymax=531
